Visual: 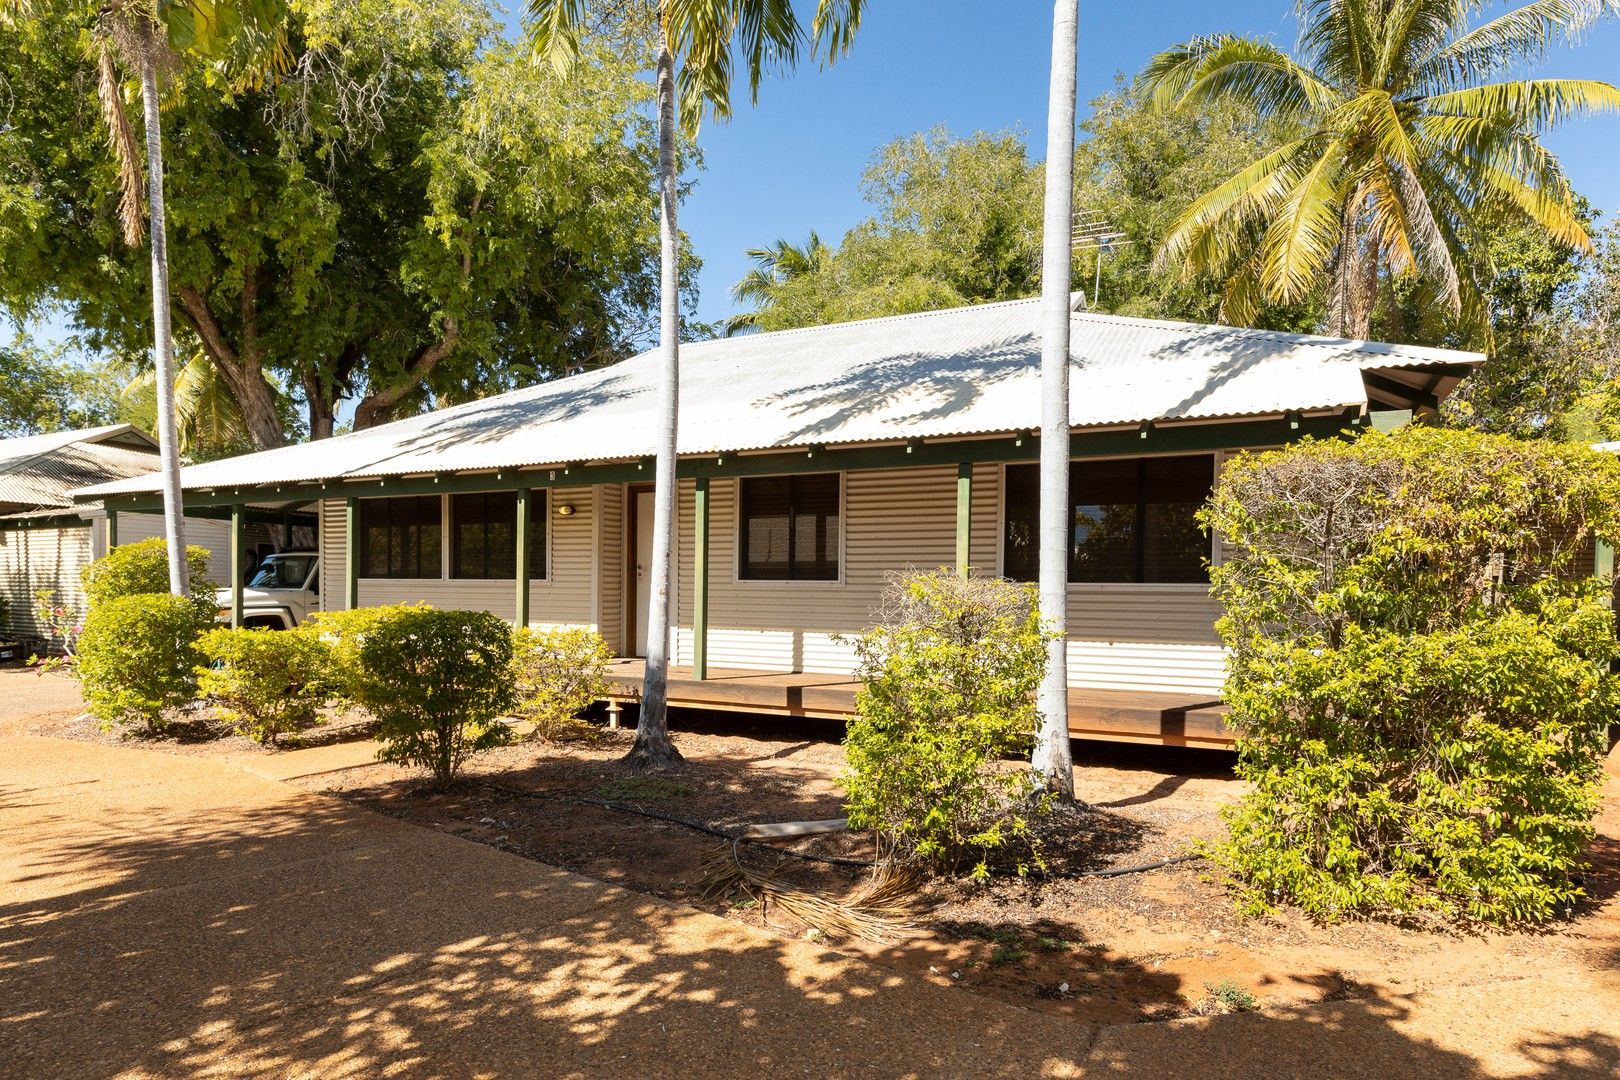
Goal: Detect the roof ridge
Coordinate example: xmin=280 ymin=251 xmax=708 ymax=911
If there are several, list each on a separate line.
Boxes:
xmin=688 ymin=294 xmax=1044 ymax=350
xmin=1070 ymin=309 xmax=1482 ymax=362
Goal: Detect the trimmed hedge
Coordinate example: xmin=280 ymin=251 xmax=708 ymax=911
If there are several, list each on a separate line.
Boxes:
xmin=356 ymin=608 xmax=516 ymax=788
xmin=78 ymin=593 xmax=210 ymax=735
xmin=1204 ymin=427 xmax=1620 ymax=924
xmin=196 ymin=626 xmax=333 ymax=745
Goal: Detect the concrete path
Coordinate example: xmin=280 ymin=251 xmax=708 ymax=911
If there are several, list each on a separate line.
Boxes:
xmin=2 ymin=734 xmax=1617 ymax=1079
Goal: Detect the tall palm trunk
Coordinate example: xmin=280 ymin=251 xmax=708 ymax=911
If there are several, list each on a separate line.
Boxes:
xmin=627 ymin=20 xmax=683 ymax=770
xmin=139 ymin=49 xmax=188 ymax=595
xmin=1032 ymin=0 xmax=1078 ymax=798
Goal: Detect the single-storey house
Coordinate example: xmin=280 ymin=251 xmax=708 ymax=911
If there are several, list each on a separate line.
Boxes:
xmin=77 ymin=297 xmax=1483 ymax=745
xmin=0 ymin=424 xmax=311 ymax=642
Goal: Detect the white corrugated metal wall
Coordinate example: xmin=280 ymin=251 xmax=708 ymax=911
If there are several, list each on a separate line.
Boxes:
xmin=312 ymin=456 xmax=1232 ymax=694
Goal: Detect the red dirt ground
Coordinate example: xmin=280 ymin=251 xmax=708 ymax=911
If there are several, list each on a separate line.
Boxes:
xmin=7 ymin=665 xmax=1618 ymax=1028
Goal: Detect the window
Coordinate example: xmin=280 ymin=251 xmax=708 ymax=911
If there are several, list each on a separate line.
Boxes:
xmin=739 ymin=473 xmax=840 ymax=581
xmin=359 ymin=496 xmax=442 ymax=579
xmin=452 ymin=491 xmax=547 ymax=580
xmin=1002 ymin=455 xmax=1213 ymax=584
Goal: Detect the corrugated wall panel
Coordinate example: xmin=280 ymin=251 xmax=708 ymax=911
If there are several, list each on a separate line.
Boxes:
xmin=668 ymin=464 xmax=1228 ymax=689
xmin=314 ymin=490 xmax=597 ymax=628
xmin=118 ymin=513 xmax=235 ymax=586
xmin=0 ymin=525 xmax=91 ymax=637
xmin=597 ymin=484 xmax=624 ymax=653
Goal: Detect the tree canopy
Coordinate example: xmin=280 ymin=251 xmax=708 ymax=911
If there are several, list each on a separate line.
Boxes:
xmin=0 ymin=0 xmax=684 ymax=448
xmin=1140 ymin=0 xmax=1619 ymax=339
xmin=726 ymin=88 xmax=1316 ymax=335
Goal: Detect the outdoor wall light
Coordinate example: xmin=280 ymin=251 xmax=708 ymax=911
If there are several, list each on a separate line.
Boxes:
xmin=557 ymin=503 xmax=576 ymax=517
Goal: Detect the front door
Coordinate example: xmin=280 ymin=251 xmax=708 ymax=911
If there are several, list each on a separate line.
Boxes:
xmin=631 ymin=488 xmax=655 ymax=655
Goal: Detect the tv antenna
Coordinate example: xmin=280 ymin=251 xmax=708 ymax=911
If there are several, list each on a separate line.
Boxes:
xmin=1071 ymin=211 xmax=1131 ymax=309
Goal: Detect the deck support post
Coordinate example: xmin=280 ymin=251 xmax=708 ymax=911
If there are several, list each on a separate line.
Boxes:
xmin=955 ymin=462 xmax=972 ymax=577
xmin=106 ymin=508 xmax=118 ymax=550
xmin=693 ymin=476 xmax=709 ymax=680
xmin=514 ymin=487 xmax=531 ymax=629
xmin=229 ymin=503 xmax=244 ymax=628
xmin=280 ymin=511 xmax=294 ymax=551
xmin=344 ymin=497 xmax=359 ymax=610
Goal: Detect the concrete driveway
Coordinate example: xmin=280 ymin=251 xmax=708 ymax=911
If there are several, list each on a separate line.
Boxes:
xmin=1 ymin=732 xmax=1616 ymax=1079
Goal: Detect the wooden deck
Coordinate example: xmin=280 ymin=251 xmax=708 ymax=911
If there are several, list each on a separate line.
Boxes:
xmin=603 ymin=660 xmax=1232 ymax=748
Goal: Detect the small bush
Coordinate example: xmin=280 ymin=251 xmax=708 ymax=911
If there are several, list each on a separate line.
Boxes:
xmin=356 ymin=608 xmax=516 ymax=788
xmin=83 ymin=538 xmax=214 ymax=618
xmin=26 ymin=589 xmax=82 ymax=673
xmin=511 ymin=626 xmax=611 ymax=740
xmin=1205 ymin=427 xmax=1620 ymax=924
xmin=78 ymin=593 xmax=209 ymax=735
xmin=306 ymin=603 xmax=431 ymax=705
xmin=842 ymin=569 xmax=1050 ymax=880
xmin=195 ymin=627 xmax=333 ymax=745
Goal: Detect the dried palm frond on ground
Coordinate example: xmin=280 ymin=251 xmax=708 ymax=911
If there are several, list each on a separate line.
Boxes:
xmin=700 ymin=841 xmax=922 ymax=943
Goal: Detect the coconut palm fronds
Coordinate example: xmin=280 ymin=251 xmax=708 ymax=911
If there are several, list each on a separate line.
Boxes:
xmin=700 ymin=841 xmax=922 ymax=943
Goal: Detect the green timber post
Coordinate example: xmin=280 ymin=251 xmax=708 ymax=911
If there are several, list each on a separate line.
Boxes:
xmin=956 ymin=462 xmax=973 ymax=577
xmin=229 ymin=504 xmax=245 ymax=628
xmin=106 ymin=508 xmax=118 ymax=550
xmin=1596 ymin=539 xmax=1615 ymax=583
xmin=514 ymin=487 xmax=531 ymax=628
xmin=344 ymin=497 xmax=359 ymax=610
xmin=693 ymin=477 xmax=710 ymax=680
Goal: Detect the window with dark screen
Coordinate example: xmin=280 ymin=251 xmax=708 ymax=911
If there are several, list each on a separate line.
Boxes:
xmin=1002 ymin=455 xmax=1213 ymax=583
xmin=738 ymin=474 xmax=840 ymax=581
xmin=451 ymin=490 xmax=547 ymax=580
xmin=359 ymin=496 xmax=442 ymax=579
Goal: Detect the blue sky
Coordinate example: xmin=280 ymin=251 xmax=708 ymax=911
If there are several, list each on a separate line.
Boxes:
xmin=673 ymin=0 xmax=1620 ymax=327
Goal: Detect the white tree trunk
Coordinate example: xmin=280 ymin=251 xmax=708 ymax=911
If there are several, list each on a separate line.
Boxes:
xmin=140 ymin=53 xmax=188 ymax=596
xmin=1033 ymin=0 xmax=1079 ymax=797
xmin=627 ymin=26 xmax=684 ymax=769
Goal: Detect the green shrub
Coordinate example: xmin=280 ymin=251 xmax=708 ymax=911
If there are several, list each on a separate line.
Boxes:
xmin=511 ymin=626 xmax=611 ymax=740
xmin=1204 ymin=427 xmax=1620 ymax=924
xmin=356 ymin=608 xmax=516 ymax=788
xmin=83 ymin=538 xmax=214 ymax=618
xmin=78 ymin=593 xmax=209 ymax=735
xmin=306 ymin=603 xmax=431 ymax=705
xmin=195 ymin=627 xmax=333 ymax=745
xmin=842 ymin=569 xmax=1050 ymax=880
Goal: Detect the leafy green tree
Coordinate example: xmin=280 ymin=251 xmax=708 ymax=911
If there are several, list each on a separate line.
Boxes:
xmin=1141 ymin=0 xmax=1620 ymax=339
xmin=529 ymin=0 xmax=868 ymax=770
xmin=0 ymin=0 xmax=676 ymax=449
xmin=726 ymin=102 xmax=1316 ymax=334
xmin=0 ymin=338 xmax=121 ymax=436
xmin=4 ymin=0 xmax=289 ymax=594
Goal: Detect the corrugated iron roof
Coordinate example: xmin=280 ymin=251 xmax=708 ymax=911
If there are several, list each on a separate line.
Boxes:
xmin=79 ymin=298 xmax=1483 ymax=498
xmin=0 ymin=426 xmax=160 ymax=511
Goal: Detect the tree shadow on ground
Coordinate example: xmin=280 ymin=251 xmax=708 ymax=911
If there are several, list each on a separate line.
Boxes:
xmin=4 ymin=745 xmax=1616 ymax=1080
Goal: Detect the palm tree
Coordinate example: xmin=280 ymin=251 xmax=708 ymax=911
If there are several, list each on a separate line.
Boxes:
xmin=121 ymin=350 xmax=252 ymax=456
xmin=4 ymin=1 xmax=287 ymax=594
xmin=529 ymin=1 xmax=868 ymax=769
xmin=1141 ymin=0 xmax=1620 ymax=340
xmin=723 ymin=231 xmax=831 ymax=335
xmin=1032 ymin=0 xmax=1079 ymax=798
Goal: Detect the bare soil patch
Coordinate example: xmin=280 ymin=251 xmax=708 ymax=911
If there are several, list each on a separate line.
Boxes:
xmin=13 ymin=665 xmax=1617 ymax=1027
xmin=287 ymin=707 xmax=1620 ymax=1028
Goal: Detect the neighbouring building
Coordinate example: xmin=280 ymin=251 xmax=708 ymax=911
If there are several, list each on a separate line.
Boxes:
xmin=1 ymin=425 xmax=304 ymax=641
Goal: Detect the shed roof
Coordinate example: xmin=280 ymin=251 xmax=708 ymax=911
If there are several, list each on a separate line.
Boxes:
xmin=78 ymin=297 xmax=1481 ymax=498
xmin=0 ymin=425 xmax=159 ymax=512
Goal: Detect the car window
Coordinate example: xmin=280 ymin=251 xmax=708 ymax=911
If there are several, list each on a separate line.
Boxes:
xmin=248 ymin=556 xmax=317 ymax=590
